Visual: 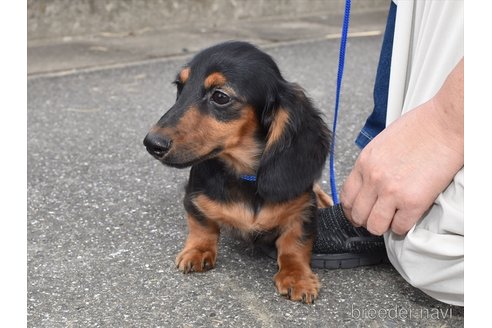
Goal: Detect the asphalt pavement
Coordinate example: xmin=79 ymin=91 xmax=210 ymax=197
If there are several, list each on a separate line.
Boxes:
xmin=27 ymin=10 xmax=464 ymax=328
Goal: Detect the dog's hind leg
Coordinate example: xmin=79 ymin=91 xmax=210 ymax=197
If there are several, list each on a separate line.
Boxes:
xmin=313 ymin=183 xmax=333 ymax=208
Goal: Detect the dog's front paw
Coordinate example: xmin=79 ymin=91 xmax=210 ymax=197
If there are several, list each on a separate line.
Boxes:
xmin=274 ymin=269 xmax=320 ymax=304
xmin=175 ymin=247 xmax=217 ymax=273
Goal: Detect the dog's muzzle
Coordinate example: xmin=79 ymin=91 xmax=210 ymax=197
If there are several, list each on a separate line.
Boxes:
xmin=143 ymin=132 xmax=172 ymax=159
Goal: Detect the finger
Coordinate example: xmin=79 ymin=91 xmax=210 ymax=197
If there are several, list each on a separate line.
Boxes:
xmin=350 ymin=182 xmax=377 ymax=228
xmin=340 ymin=169 xmax=363 ymax=223
xmin=366 ymin=198 xmax=396 ymax=236
xmin=391 ymin=209 xmax=421 ymax=235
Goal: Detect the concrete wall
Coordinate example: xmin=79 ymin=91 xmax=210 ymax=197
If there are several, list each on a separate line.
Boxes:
xmin=28 ymin=0 xmax=389 ymax=40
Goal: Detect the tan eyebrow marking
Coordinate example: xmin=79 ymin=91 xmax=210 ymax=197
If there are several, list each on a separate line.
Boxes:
xmin=204 ymin=72 xmax=227 ymax=89
xmin=179 ymin=67 xmax=191 ymax=83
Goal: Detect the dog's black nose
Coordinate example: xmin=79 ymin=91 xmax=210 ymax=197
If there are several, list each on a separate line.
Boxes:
xmin=143 ymin=132 xmax=171 ymax=158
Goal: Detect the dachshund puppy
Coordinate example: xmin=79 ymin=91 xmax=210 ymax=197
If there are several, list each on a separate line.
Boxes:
xmin=144 ymin=41 xmax=332 ymax=303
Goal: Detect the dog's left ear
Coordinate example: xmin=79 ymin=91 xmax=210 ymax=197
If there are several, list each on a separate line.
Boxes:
xmin=257 ymin=83 xmax=331 ymax=203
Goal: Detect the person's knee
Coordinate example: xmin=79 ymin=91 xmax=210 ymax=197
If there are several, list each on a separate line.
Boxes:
xmin=384 ymin=231 xmax=464 ymax=306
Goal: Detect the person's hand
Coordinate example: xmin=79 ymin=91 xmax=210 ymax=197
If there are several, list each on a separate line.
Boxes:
xmin=341 ymin=59 xmax=464 ymax=236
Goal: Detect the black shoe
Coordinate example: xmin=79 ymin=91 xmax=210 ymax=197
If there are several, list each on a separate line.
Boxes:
xmin=260 ymin=204 xmax=389 ymax=269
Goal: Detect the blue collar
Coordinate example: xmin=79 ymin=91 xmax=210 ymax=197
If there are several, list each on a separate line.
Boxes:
xmin=240 ymin=175 xmax=257 ymax=182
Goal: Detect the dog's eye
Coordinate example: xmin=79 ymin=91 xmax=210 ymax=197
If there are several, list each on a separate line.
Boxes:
xmin=211 ymin=91 xmax=231 ymax=105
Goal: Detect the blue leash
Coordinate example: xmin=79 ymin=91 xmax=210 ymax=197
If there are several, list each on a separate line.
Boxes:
xmin=240 ymin=175 xmax=256 ymax=182
xmin=329 ymin=0 xmax=351 ymax=205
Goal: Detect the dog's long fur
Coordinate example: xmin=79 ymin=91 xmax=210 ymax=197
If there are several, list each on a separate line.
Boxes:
xmin=144 ymin=41 xmax=332 ymax=303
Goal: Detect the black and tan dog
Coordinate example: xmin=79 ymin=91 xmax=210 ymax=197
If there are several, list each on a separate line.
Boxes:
xmin=144 ymin=41 xmax=332 ymax=303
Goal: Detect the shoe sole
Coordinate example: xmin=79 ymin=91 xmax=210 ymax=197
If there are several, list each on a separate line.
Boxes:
xmin=260 ymin=245 xmax=389 ymax=269
xmin=311 ymin=251 xmax=389 ymax=269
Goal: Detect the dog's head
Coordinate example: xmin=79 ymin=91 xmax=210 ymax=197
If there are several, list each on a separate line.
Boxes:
xmin=144 ymin=41 xmax=331 ymax=202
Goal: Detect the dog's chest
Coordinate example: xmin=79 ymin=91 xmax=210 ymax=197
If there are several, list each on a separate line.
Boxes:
xmin=192 ymin=191 xmax=310 ymax=234
xmin=187 ymin=160 xmax=311 ymax=233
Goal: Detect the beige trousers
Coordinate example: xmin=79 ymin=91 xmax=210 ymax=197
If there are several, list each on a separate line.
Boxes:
xmin=383 ymin=0 xmax=464 ymax=306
